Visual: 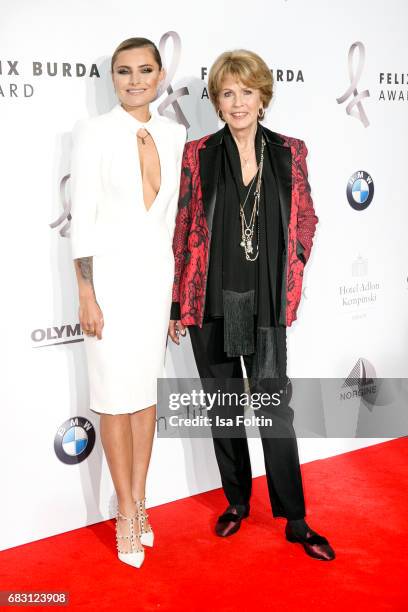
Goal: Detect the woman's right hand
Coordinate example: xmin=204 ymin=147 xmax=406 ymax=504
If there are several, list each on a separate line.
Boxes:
xmin=168 ymin=320 xmax=186 ymax=345
xmin=79 ymin=297 xmax=104 ymax=339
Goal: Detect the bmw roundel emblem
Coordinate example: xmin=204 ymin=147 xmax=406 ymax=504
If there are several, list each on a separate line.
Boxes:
xmin=347 ymin=171 xmax=374 ymax=211
xmin=54 ymin=416 xmax=96 ymax=464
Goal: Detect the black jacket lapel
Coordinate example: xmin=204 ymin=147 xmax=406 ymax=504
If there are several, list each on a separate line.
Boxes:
xmin=198 ymin=128 xmax=224 ymax=234
xmin=261 ymin=125 xmax=292 ymax=248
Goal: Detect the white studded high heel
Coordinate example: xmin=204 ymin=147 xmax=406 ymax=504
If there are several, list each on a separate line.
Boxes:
xmin=135 ymin=498 xmax=154 ymax=547
xmin=116 ymin=509 xmax=145 ymax=568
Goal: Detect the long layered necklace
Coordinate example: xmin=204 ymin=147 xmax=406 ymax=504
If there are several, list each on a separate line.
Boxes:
xmin=239 ymin=137 xmax=265 ymax=261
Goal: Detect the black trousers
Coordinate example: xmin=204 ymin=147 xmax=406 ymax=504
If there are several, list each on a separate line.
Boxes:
xmin=189 ymin=318 xmax=306 ymax=519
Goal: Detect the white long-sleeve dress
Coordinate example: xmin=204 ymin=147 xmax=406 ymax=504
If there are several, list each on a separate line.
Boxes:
xmin=70 ymin=103 xmax=186 ymax=414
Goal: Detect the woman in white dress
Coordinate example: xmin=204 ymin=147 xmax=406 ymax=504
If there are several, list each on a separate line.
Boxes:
xmin=70 ymin=37 xmax=186 ymax=568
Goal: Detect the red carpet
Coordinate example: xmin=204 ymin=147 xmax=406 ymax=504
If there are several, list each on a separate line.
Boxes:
xmin=1 ymin=438 xmax=407 ymax=611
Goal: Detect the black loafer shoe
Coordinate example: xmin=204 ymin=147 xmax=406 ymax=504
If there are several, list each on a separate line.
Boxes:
xmin=285 ymin=524 xmax=336 ymax=561
xmin=215 ymin=505 xmax=250 ymax=537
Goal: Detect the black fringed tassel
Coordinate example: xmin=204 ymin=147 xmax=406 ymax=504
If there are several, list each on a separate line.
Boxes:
xmin=223 ymin=289 xmax=255 ymax=357
xmin=251 ymin=326 xmax=279 ymax=381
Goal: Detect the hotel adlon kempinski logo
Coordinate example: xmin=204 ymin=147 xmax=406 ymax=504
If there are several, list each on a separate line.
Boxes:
xmin=339 ymin=255 xmax=380 ymax=320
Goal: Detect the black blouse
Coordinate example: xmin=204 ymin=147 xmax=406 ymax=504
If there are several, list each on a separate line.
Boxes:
xmin=204 ymin=122 xmax=284 ymax=332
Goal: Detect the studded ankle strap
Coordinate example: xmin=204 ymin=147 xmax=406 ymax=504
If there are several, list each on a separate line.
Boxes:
xmin=135 ymin=498 xmax=148 ymax=516
xmin=134 ymin=498 xmax=152 ymax=534
xmin=116 ymin=509 xmax=143 ymax=554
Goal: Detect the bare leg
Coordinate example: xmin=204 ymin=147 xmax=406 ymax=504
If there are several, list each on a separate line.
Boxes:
xmin=100 ymin=413 xmax=140 ymax=552
xmin=130 ymin=405 xmax=156 ymax=532
xmin=130 ymin=404 xmax=156 ymax=500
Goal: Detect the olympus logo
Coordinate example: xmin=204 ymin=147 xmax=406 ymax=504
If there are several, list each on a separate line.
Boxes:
xmin=31 ymin=323 xmax=83 ymax=348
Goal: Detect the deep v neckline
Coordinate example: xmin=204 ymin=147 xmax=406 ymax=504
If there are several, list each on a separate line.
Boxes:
xmin=241 ymin=170 xmax=259 ymax=189
xmin=136 ymin=127 xmax=163 ymax=213
xmin=112 ymin=105 xmax=163 ymax=214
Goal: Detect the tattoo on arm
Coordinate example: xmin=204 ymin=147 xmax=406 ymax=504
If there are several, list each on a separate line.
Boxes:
xmin=76 ymin=257 xmax=96 ymax=298
xmin=78 ymin=256 xmax=93 ymax=281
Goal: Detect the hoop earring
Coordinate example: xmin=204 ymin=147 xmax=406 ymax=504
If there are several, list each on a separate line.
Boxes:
xmin=217 ymin=109 xmax=225 ymax=122
xmin=258 ymin=107 xmax=265 ymax=120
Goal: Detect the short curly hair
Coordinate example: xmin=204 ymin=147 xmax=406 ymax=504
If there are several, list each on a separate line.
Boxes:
xmin=208 ymin=49 xmax=273 ymax=110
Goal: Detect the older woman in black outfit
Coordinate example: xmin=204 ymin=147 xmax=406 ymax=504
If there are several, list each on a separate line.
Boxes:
xmin=169 ymin=49 xmax=335 ymax=561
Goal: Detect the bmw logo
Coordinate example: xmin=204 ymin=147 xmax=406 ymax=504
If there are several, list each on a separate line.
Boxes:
xmin=347 ymin=171 xmax=374 ymax=210
xmin=54 ymin=416 xmax=96 ymax=464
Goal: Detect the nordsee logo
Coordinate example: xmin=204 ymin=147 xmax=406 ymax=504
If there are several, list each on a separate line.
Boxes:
xmin=31 ymin=323 xmax=83 ymax=347
xmin=340 ymin=360 xmax=398 ymax=411
xmin=340 ymin=358 xmax=377 ymax=401
xmin=346 ymin=171 xmax=374 ymax=211
xmin=54 ymin=417 xmax=96 ymax=465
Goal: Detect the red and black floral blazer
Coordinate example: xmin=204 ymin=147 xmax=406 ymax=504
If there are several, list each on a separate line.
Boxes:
xmin=170 ymin=124 xmax=318 ymax=328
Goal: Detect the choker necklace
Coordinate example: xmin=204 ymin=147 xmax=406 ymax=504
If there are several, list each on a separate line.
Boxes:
xmin=239 ymin=137 xmax=265 ymax=261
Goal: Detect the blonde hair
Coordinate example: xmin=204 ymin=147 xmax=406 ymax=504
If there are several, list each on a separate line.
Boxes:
xmin=208 ymin=49 xmax=273 ymax=110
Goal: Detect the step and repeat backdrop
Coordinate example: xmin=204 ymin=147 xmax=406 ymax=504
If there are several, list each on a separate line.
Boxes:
xmin=1 ymin=0 xmax=407 ymax=549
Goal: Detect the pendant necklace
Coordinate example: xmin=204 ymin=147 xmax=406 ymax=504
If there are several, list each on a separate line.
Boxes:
xmin=240 ymin=147 xmax=255 ymax=169
xmin=137 ymin=128 xmax=150 ymax=145
xmin=239 ymin=137 xmax=265 ymax=261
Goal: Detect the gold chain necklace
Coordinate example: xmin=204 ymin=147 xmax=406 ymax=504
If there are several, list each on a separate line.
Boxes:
xmin=239 ymin=137 xmax=265 ymax=261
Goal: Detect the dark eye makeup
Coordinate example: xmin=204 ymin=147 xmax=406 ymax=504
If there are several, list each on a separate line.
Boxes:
xmin=116 ymin=64 xmax=154 ymax=75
